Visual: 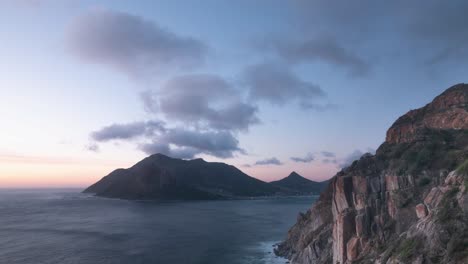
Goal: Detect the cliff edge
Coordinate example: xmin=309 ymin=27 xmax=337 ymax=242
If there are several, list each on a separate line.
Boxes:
xmin=276 ymin=84 xmax=468 ymax=264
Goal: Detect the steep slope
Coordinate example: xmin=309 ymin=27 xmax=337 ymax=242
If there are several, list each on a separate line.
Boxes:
xmin=84 ymin=153 xmax=279 ymax=199
xmin=276 ymin=83 xmax=468 ymax=263
xmin=270 ymin=171 xmax=329 ymax=194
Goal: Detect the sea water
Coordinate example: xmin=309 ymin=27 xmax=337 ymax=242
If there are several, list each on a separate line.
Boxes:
xmin=0 ymin=189 xmax=316 ymax=264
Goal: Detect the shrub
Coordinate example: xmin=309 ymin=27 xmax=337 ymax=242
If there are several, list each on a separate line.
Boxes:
xmin=418 ymin=177 xmax=431 ymax=187
xmin=437 ymin=187 xmax=460 ymax=223
xmin=397 ymin=238 xmax=421 ymax=261
xmin=456 ymin=160 xmax=468 ymax=175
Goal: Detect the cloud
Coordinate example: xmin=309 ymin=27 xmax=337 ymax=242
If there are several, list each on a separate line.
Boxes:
xmin=265 ymin=36 xmax=370 ymax=76
xmin=67 ymin=9 xmax=206 ymax=77
xmin=139 ymin=128 xmax=244 ymax=159
xmin=406 ymin=1 xmax=468 ymax=65
xmin=91 ymin=120 xmax=244 ymax=159
xmin=156 ymin=128 xmax=244 ymax=158
xmin=290 ymin=152 xmax=314 ymax=163
xmin=244 ymin=63 xmax=327 ymax=108
xmin=322 ymin=158 xmax=338 ymax=164
xmin=142 ymin=74 xmax=259 ymax=131
xmin=254 ymin=157 xmax=283 ymax=166
xmin=91 ymin=121 xmax=165 ymax=142
xmin=85 ymin=143 xmax=99 ymax=152
xmin=139 ymin=142 xmax=200 ymax=160
xmin=339 ymin=148 xmax=375 ymax=168
xmin=321 ymin=151 xmax=336 ymax=158
xmin=290 ymin=1 xmax=468 ymax=67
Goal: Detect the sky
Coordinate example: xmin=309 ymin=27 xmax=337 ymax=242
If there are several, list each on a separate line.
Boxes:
xmin=1 ymin=0 xmax=468 ymax=188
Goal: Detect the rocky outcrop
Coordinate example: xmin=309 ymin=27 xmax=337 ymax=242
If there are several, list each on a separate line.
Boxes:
xmin=276 ymin=84 xmax=468 ymax=263
xmin=386 ymin=83 xmax=468 ymax=144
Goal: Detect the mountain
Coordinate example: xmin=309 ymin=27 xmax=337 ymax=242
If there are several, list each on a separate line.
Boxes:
xmin=84 ymin=153 xmax=279 ymax=200
xmin=275 ymin=84 xmax=468 ymax=263
xmin=270 ymin=171 xmax=328 ymax=194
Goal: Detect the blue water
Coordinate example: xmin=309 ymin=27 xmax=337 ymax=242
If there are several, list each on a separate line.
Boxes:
xmin=0 ymin=189 xmax=316 ymax=264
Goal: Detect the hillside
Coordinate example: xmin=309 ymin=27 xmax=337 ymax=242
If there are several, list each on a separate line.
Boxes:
xmin=84 ymin=153 xmax=279 ymax=200
xmin=275 ymin=83 xmax=468 ymax=263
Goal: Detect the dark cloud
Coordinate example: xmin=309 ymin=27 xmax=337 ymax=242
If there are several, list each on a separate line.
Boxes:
xmin=91 ymin=121 xmax=165 ymax=142
xmin=244 ymin=63 xmax=326 ymax=108
xmin=254 ymin=157 xmax=283 ymax=166
xmin=290 ymin=152 xmax=314 ymax=163
xmin=91 ymin=120 xmax=243 ymax=159
xmin=291 ymin=1 xmax=468 ymax=67
xmin=321 ymin=151 xmax=336 ymax=158
xmin=67 ymin=9 xmax=206 ymax=76
xmin=407 ymin=1 xmax=468 ymax=65
xmin=142 ymin=74 xmax=259 ymax=131
xmin=156 ymin=128 xmax=244 ymax=158
xmin=265 ymin=37 xmax=370 ymax=76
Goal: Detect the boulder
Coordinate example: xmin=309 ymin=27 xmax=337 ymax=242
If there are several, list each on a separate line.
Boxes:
xmin=415 ymin=203 xmax=428 ymax=218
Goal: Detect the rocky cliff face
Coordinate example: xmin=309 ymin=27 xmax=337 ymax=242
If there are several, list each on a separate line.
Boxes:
xmin=276 ymin=84 xmax=468 ymax=264
xmin=386 ymin=83 xmax=468 ymax=144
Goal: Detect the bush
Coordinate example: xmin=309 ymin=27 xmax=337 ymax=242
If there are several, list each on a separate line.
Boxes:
xmin=456 ymin=160 xmax=468 ymax=175
xmin=418 ymin=177 xmax=431 ymax=187
xmin=397 ymin=238 xmax=421 ymax=261
xmin=437 ymin=187 xmax=460 ymax=223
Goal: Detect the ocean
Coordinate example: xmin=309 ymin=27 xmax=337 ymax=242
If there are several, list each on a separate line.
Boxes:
xmin=0 ymin=189 xmax=316 ymax=264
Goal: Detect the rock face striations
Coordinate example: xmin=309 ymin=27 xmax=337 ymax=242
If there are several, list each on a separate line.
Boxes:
xmin=271 ymin=171 xmax=329 ymax=195
xmin=276 ymin=84 xmax=468 ymax=263
xmin=84 ymin=154 xmax=280 ymax=199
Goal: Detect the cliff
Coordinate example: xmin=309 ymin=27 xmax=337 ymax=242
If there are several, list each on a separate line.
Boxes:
xmin=275 ymin=84 xmax=468 ymax=263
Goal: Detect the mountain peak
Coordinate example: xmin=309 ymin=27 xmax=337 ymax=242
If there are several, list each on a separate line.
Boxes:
xmin=386 ymin=83 xmax=468 ymax=144
xmin=288 ymin=171 xmax=302 ymax=178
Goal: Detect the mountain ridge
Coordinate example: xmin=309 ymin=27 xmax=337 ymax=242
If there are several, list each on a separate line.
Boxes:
xmin=84 ymin=154 xmax=327 ymax=200
xmin=270 ymin=171 xmax=328 ymax=195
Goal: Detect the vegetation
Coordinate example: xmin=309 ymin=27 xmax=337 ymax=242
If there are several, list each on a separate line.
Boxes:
xmin=437 ymin=187 xmax=460 ymax=223
xmin=418 ymin=177 xmax=431 ymax=187
xmin=456 ymin=159 xmax=468 ymax=175
xmin=397 ymin=237 xmax=421 ymax=261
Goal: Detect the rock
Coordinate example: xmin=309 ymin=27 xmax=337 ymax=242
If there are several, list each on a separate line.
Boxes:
xmin=346 ymin=237 xmax=360 ymax=261
xmin=332 ymin=210 xmax=356 ymax=264
xmin=424 ymin=187 xmax=444 ymax=209
xmin=385 ymin=175 xmax=399 ymax=191
xmin=332 ymin=176 xmax=353 ymax=216
xmin=386 ymin=83 xmax=468 ymax=144
xmin=370 ymin=176 xmax=381 ymax=193
xmin=277 ymin=84 xmax=468 ymax=264
xmin=355 ymin=213 xmax=368 ymax=237
xmin=415 ymin=203 xmax=427 ymax=218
